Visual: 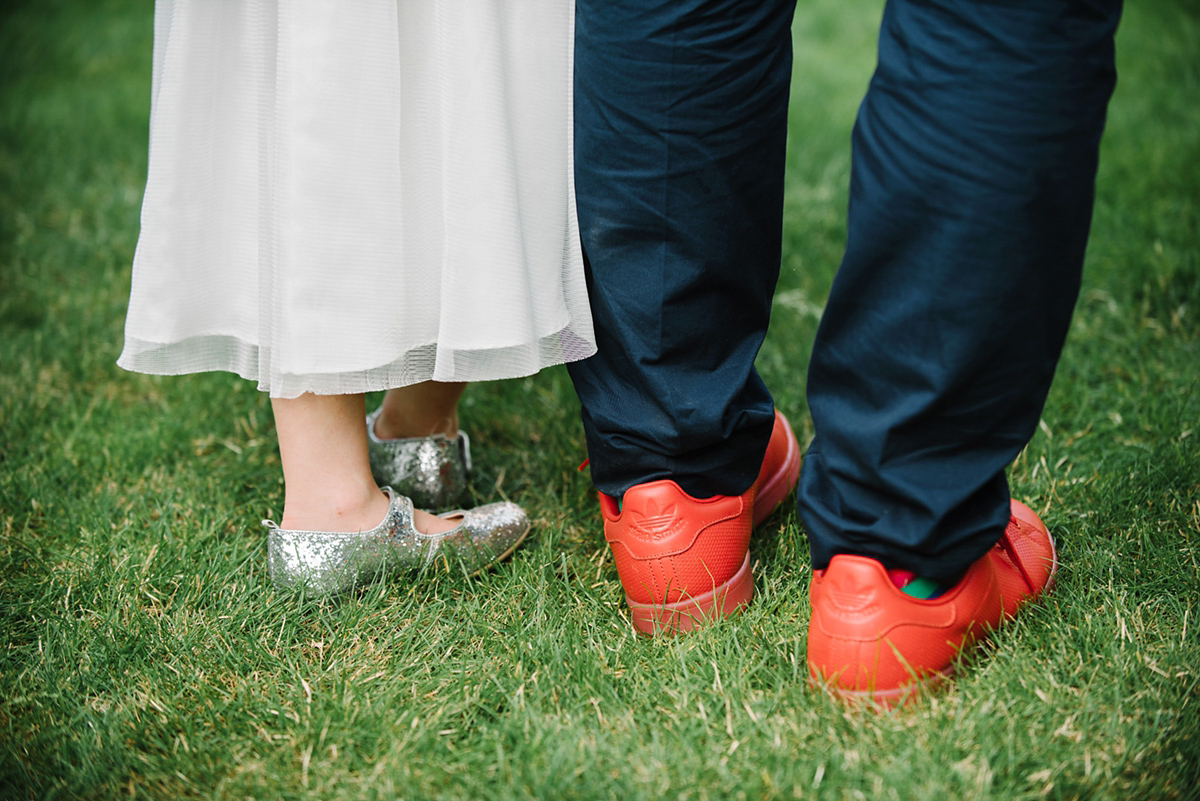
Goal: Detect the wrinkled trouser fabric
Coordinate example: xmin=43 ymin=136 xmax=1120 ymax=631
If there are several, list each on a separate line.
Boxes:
xmin=569 ymin=0 xmax=797 ymax=500
xmin=570 ymin=0 xmax=1122 ymax=584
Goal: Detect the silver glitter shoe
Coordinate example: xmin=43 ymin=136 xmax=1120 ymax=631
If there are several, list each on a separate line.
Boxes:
xmin=265 ymin=487 xmax=529 ymax=597
xmin=366 ymin=406 xmax=471 ymax=511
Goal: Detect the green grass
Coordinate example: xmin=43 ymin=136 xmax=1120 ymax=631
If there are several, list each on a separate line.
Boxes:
xmin=2 ymin=0 xmax=1199 ymax=798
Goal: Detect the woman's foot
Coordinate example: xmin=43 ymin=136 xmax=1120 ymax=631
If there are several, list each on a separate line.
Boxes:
xmin=367 ymin=407 xmax=471 ymax=511
xmin=266 ymin=487 xmax=530 ymax=596
xmin=280 ymin=487 xmax=458 ymax=536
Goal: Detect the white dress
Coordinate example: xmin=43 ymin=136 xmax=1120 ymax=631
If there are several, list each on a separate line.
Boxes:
xmin=119 ymin=0 xmax=594 ymax=398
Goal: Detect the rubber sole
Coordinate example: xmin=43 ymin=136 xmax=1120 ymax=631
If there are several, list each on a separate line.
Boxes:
xmin=824 ymin=666 xmax=956 ymax=709
xmin=626 ymin=552 xmax=754 ymax=634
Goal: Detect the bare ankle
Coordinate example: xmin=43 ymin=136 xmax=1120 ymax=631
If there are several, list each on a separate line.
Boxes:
xmin=374 ymin=408 xmax=459 ymax=440
xmin=376 ymin=381 xmax=465 ymax=440
xmin=280 ymin=488 xmax=390 ymax=533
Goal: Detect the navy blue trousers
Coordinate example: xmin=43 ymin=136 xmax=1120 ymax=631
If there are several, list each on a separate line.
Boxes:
xmin=570 ymin=0 xmax=1122 ymax=583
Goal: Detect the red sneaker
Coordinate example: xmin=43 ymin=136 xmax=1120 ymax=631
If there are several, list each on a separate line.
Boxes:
xmin=604 ymin=410 xmax=801 ymax=634
xmin=806 ymin=499 xmax=1058 ymax=705
xmin=751 ymin=409 xmax=802 ymax=526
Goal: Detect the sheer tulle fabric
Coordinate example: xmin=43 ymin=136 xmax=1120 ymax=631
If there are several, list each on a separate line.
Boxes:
xmin=119 ymin=0 xmax=594 ymax=397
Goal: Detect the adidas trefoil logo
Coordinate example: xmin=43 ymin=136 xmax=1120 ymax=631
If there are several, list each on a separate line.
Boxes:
xmin=630 ymin=498 xmax=680 ymax=537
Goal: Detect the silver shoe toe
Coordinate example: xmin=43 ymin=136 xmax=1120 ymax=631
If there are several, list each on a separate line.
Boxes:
xmin=366 ymin=406 xmax=471 ymax=511
xmin=427 ymin=500 xmax=531 ymax=573
xmin=266 ymin=487 xmax=529 ymax=597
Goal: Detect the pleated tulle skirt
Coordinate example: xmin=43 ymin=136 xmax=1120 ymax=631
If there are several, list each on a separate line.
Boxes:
xmin=119 ymin=0 xmax=594 ymax=398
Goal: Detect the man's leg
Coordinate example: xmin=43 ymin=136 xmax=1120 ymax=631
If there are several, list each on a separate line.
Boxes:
xmin=801 ymin=0 xmax=1123 ymax=700
xmin=570 ymin=0 xmax=800 ymax=631
xmin=570 ymin=0 xmax=797 ymax=500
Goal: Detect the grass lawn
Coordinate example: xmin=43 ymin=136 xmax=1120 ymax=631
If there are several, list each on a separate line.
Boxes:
xmin=2 ymin=0 xmax=1198 ymax=798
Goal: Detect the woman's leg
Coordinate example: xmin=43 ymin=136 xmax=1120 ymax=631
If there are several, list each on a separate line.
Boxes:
xmin=373 ymin=381 xmax=466 ymax=439
xmin=272 ymin=392 xmax=456 ymax=534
